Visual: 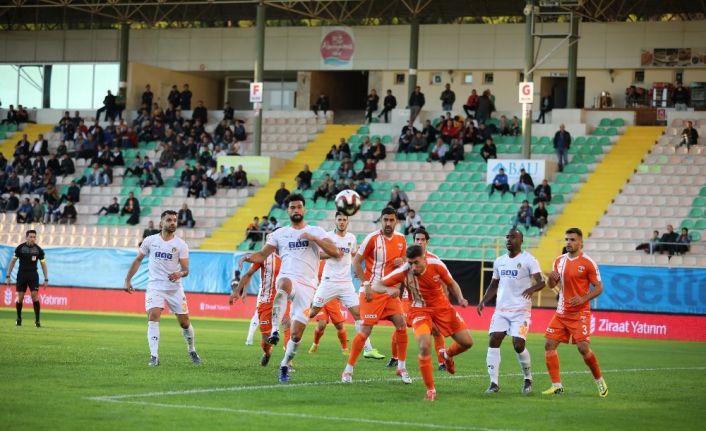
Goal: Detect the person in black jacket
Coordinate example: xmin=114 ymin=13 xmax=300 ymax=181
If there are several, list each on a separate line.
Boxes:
xmin=377 ymin=89 xmax=397 ymax=123
xmin=178 ymin=203 xmax=196 ymax=228
xmin=408 ymin=86 xmax=425 ymax=125
xmin=95 ymin=90 xmax=117 ymax=122
xmin=365 ymin=90 xmax=379 ymax=124
xmin=312 ymin=92 xmax=330 ymax=117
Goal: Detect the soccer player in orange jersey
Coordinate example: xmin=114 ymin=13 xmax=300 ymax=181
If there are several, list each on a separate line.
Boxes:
xmin=542 ymin=227 xmax=608 ymax=397
xmin=309 ymin=298 xmax=349 ymax=354
xmin=413 ymin=228 xmax=449 ymax=371
xmin=342 ymin=207 xmax=410 ymax=384
xmin=231 ymin=243 xmax=291 ymax=367
xmin=381 ymin=244 xmax=474 ymax=401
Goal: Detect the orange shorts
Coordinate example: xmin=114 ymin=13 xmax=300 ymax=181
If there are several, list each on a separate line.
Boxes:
xmin=401 ymin=299 xmax=412 ymax=327
xmin=257 ymin=301 xmax=291 ymax=335
xmin=409 ymin=305 xmax=468 ymax=338
xmin=359 ymin=292 xmax=403 ymax=326
xmin=314 ymin=298 xmax=346 ymax=325
xmin=544 ymin=311 xmax=591 ymax=344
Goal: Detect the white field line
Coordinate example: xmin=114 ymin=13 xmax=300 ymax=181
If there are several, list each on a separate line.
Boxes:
xmin=85 ymin=367 xmax=706 ymax=431
xmin=87 ymin=366 xmax=706 ymax=402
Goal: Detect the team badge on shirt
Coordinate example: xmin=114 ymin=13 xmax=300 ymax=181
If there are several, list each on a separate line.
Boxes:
xmin=517 ymin=263 xmax=522 ymax=269
xmin=578 ymin=265 xmax=585 ymax=273
xmin=172 ymin=247 xmax=177 ymax=253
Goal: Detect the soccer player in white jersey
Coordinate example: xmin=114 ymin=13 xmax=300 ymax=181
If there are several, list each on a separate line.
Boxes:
xmin=241 ymin=193 xmax=342 ymax=383
xmin=477 ymin=228 xmax=545 ymax=394
xmin=124 ymin=210 xmax=201 ymax=367
xmin=308 ymin=211 xmax=381 ymax=357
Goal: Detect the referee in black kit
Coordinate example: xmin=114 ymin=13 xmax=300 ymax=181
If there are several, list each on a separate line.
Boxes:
xmin=6 ymin=230 xmax=49 ymax=327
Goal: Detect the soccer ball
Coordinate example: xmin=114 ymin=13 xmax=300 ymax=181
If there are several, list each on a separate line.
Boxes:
xmin=335 ymin=189 xmax=361 ymax=216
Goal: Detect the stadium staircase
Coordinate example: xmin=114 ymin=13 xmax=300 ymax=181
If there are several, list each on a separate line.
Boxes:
xmin=0 ymin=123 xmax=54 ymax=158
xmin=531 ymin=126 xmax=665 ymax=275
xmin=200 ymin=124 xmax=359 ymax=251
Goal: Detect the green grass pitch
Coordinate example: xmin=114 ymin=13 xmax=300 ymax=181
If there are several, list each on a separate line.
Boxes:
xmin=1 ymin=309 xmax=705 ymax=431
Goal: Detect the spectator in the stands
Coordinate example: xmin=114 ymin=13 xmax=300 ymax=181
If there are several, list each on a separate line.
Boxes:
xmin=14 ymin=133 xmax=30 ymax=157
xmin=676 ymin=227 xmax=692 ymax=255
xmin=353 ymin=137 xmax=372 ymax=163
xmin=31 ymin=198 xmax=44 ymax=223
xmin=13 ymin=154 xmax=32 ymax=176
xmin=142 ymin=220 xmax=160 ymax=239
xmin=365 ymin=89 xmax=379 ymax=124
xmin=636 ymin=230 xmax=660 ymax=254
xmin=407 ymin=130 xmax=427 ymax=154
xmin=214 ymin=119 xmax=230 ymax=145
xmin=440 ymin=83 xmax=456 ymax=111
xmin=3 ymin=105 xmax=19 ymax=125
xmin=510 ymin=116 xmax=521 ymax=136
xmin=475 ymin=90 xmax=494 ymax=124
xmin=96 ymin=90 xmax=117 ymax=122
xmin=357 ymin=158 xmax=377 ymax=181
xmin=209 ymin=165 xmax=225 ymax=186
xmin=498 ymin=115 xmax=510 ymax=136
xmin=312 ymin=178 xmax=333 ymax=203
xmin=269 ymin=216 xmax=280 ymax=229
xmin=178 ymin=203 xmax=195 ymax=228
xmin=396 ymin=200 xmax=410 ymax=221
xmin=489 ymin=168 xmax=510 ymax=196
xmin=338 ymin=138 xmax=351 ymax=159
xmin=533 ymin=201 xmax=548 ymax=233
xmin=408 ymin=86 xmax=425 ymax=125
xmin=398 ymin=128 xmax=414 ymax=153
xmin=231 ymin=164 xmax=248 ymax=188
xmin=295 ymin=164 xmax=312 ymax=190
xmin=259 ymin=216 xmax=273 ymax=234
xmin=513 ymin=200 xmax=534 ymax=230
xmin=533 ymin=179 xmax=552 ymax=205
xmin=427 ymin=138 xmax=449 ymax=164
xmin=477 ymin=122 xmax=492 ymax=142
xmin=512 ymin=168 xmax=535 ymax=197
xmin=404 ymin=209 xmax=423 ymax=236
xmin=121 ymin=191 xmax=140 ymax=218
xmin=30 ymin=156 xmax=45 ymax=178
xmin=672 ymin=81 xmax=690 ymax=110
xmin=333 ymin=160 xmax=355 ymax=182
xmin=1 ymin=191 xmax=20 ymax=212
xmin=234 ymin=119 xmax=247 ymax=141
xmin=62 ymin=180 xmax=81 ymax=204
xmin=271 ymin=182 xmax=290 ymax=211
xmin=370 ymin=138 xmax=386 ymax=161
xmin=657 ymin=224 xmax=679 ymax=256
xmin=536 ymin=95 xmax=551 ymax=123
xmin=445 ymin=138 xmax=465 ymax=165
xmin=223 ymin=101 xmax=234 ymax=124
xmin=180 ymin=84 xmax=193 ymax=110
xmin=0 ymin=153 xmax=8 ymax=172
xmin=480 ymin=138 xmax=497 ymax=162
xmin=326 ymin=144 xmax=341 ymax=161
xmin=420 ymin=120 xmax=436 ymax=147
xmin=16 ymin=198 xmax=33 ymax=223
xmin=31 ymin=134 xmax=49 ymax=157
xmin=123 ymin=155 xmax=143 ymax=178
xmin=139 ymin=165 xmax=163 ymax=188
xmin=44 ymin=200 xmax=62 ymax=224
xmin=58 ymin=200 xmax=77 ymax=225
xmin=553 ymin=124 xmax=571 ymax=172
xmin=141 ymin=84 xmax=153 ymax=110
xmin=168 ymin=85 xmax=181 ymax=109
xmin=4 ymin=171 xmax=20 ymax=193
xmin=245 ymin=217 xmax=263 ymax=249
xmin=355 ymin=178 xmax=373 ymax=200
xmin=312 ymin=92 xmax=330 ymax=117
xmin=97 ymin=197 xmax=120 ymax=215
xmin=387 ymin=185 xmax=409 ymax=210
xmin=187 ymin=174 xmax=200 ymax=198
xmin=199 ymin=175 xmax=216 ymax=198
xmin=677 ymin=120 xmax=699 ymax=150
xmin=377 ymin=89 xmax=396 ymax=123
xmin=462 ymin=90 xmax=479 ymax=118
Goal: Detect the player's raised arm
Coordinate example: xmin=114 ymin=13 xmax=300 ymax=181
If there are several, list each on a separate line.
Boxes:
xmin=124 ymin=251 xmax=146 ymax=293
xmin=241 ymin=244 xmax=277 ymax=266
xmin=301 ymin=232 xmax=342 ymax=259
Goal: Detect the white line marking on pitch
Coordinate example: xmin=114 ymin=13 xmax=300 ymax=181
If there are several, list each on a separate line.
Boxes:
xmin=87 ymin=366 xmax=706 ymax=402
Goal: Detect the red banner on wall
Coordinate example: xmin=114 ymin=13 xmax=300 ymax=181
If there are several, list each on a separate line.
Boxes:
xmin=3 ymin=286 xmax=705 ymax=342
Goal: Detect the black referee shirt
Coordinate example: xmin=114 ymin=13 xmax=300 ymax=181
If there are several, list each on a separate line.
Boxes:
xmin=14 ymin=243 xmax=45 ymax=273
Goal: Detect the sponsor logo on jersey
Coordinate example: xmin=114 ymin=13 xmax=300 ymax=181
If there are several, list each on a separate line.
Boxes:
xmin=364 ymin=314 xmax=377 ymax=319
xmin=412 ymin=316 xmax=426 ymax=325
xmin=339 ymin=247 xmax=351 ymax=254
xmin=154 ymin=251 xmax=173 ymax=259
xmin=500 ymin=269 xmax=519 ymax=276
xmin=288 ymin=240 xmax=310 ymax=249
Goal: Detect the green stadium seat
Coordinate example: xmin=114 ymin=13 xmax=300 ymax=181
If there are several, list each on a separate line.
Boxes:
xmin=699 ymin=188 xmax=706 ymax=197
xmin=689 ymin=208 xmax=702 ymax=218
xmin=450 ymin=182 xmax=464 ymax=192
xmin=447 ymin=172 xmax=461 ymax=182
xmin=462 ymin=225 xmax=476 ymax=235
xmin=483 ymin=249 xmax=497 ymax=260
xmin=440 ymin=236 xmax=454 ymax=247
xmin=140 ymin=207 xmax=152 ymax=216
xmin=552 ymin=194 xmax=565 ymax=204
xmin=382 ymin=135 xmax=392 ymax=144
xmin=573 ymin=136 xmax=586 ymax=146
xmin=612 ymin=118 xmax=625 ymax=127
xmin=598 ymin=136 xmax=611 ymax=146
xmin=693 ymin=197 xmax=706 ymax=207
xmin=453 ymin=237 xmax=467 ymax=247
xmin=681 ymin=219 xmax=695 ymax=229
xmin=695 ymin=220 xmax=706 ymax=230
xmin=599 ymin=118 xmax=612 ymax=127
xmin=691 ymin=231 xmax=702 ymax=241
xmin=457 ymin=249 xmax=472 ymax=259
xmin=592 ymin=127 xmax=605 ymax=136
xmin=605 ymin=127 xmax=618 ymax=136
xmin=445 ymin=249 xmax=460 ymax=259
xmin=357 ymin=126 xmax=369 ymax=135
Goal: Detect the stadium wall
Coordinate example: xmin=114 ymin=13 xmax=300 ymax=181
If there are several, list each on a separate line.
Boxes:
xmin=1 ymin=21 xmax=705 ymax=111
xmin=127 ymin=62 xmax=221 ymax=110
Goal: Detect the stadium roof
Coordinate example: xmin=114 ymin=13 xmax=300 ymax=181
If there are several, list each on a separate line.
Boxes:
xmin=1 ymin=0 xmax=705 ymax=29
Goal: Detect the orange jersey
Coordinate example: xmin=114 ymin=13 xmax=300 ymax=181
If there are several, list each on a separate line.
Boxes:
xmin=402 ymin=250 xmax=442 ymax=300
xmin=255 ymin=254 xmax=281 ymax=305
xmin=553 ymin=252 xmax=601 ymax=315
xmin=382 ymin=257 xmax=453 ymax=308
xmin=357 ymin=230 xmax=407 ymax=284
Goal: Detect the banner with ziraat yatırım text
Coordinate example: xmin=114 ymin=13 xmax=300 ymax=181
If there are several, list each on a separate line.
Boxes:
xmin=217 ymin=156 xmax=271 ymax=186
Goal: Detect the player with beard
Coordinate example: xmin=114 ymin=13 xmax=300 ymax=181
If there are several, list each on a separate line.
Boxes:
xmin=124 ymin=210 xmax=201 ymax=366
xmin=241 ymin=193 xmax=342 ymax=383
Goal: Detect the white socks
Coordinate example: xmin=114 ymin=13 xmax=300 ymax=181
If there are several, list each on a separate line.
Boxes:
xmin=281 ymin=339 xmax=300 ymax=367
xmin=397 ymin=360 xmax=406 ymax=371
xmin=182 ymin=324 xmax=195 ymax=352
xmin=246 ymin=311 xmax=259 ymax=343
xmin=270 ymin=290 xmax=288 ymax=333
xmin=148 ymin=321 xmax=160 ymax=357
xmin=516 ymin=348 xmax=532 ymax=380
xmin=355 ymin=320 xmax=374 ymax=352
xmin=486 ymin=347 xmax=501 ymax=384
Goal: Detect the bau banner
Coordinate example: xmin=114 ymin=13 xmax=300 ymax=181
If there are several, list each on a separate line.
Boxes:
xmin=217 ymin=156 xmax=271 ymax=186
xmin=596 ymin=265 xmax=706 ymax=315
xmin=486 ymin=159 xmax=546 ymax=185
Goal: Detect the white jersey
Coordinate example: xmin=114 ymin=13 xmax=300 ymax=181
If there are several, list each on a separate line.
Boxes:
xmin=492 ymin=251 xmax=541 ymax=312
xmin=139 ymin=233 xmax=189 ymax=291
xmin=321 ymin=231 xmax=356 ymax=283
xmin=266 ymin=224 xmax=327 ymax=285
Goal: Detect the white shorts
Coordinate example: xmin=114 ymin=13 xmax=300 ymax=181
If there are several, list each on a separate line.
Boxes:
xmin=312 ymin=280 xmax=359 ymax=310
xmin=145 ymin=287 xmax=188 ymax=314
xmin=489 ymin=310 xmax=531 ymax=339
xmin=277 ymin=276 xmax=316 ymax=325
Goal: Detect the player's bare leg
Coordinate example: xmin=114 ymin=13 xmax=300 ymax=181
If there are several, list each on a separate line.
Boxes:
xmin=577 ymin=340 xmax=607 ymax=397
xmin=176 ymin=312 xmax=200 ymax=365
xmin=309 ymin=318 xmax=327 ymax=353
xmin=390 ymin=313 xmax=412 ymax=383
xmin=485 ymin=332 xmax=505 ymax=393
xmin=333 ymin=321 xmax=349 ymax=353
xmin=512 ymin=337 xmax=533 ymax=394
xmin=269 ymin=278 xmax=292 ymax=345
xmin=342 ymin=323 xmax=374 ymax=382
xmin=147 ymin=307 xmax=163 ymax=366
xmin=279 ymin=318 xmax=306 ymax=383
xmin=439 ymin=329 xmax=474 ymax=376
xmin=542 ymin=338 xmax=564 ymax=394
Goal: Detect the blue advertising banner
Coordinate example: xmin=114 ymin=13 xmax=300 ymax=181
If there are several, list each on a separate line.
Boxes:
xmin=596 ymin=265 xmax=706 ymax=315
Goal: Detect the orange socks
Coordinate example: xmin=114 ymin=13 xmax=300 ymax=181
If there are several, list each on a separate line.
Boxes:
xmin=390 ymin=330 xmax=398 ymax=359
xmin=418 ymin=355 xmax=435 ymax=390
xmin=260 ymin=339 xmax=272 ymax=355
xmin=582 ymin=350 xmax=603 ymax=379
xmin=446 ymin=341 xmax=469 ymax=358
xmin=545 ymin=349 xmax=561 ymax=384
xmin=337 ymin=328 xmax=348 ymax=349
xmin=347 ymin=333 xmax=367 ymax=366
xmin=395 ymin=329 xmax=408 ymax=361
xmin=434 ymin=333 xmax=446 ymax=363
